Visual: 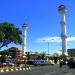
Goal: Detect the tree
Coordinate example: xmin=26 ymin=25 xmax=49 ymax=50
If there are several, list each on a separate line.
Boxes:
xmin=37 ymin=52 xmax=46 ymax=60
xmin=40 ymin=52 xmax=45 ymax=60
xmin=0 ymin=50 xmax=9 ymax=62
xmin=60 ymin=55 xmax=67 ymax=60
xmin=0 ymin=22 xmax=22 ymax=49
xmin=25 ymin=52 xmax=31 ymax=60
xmin=52 ymin=53 xmax=60 ymax=64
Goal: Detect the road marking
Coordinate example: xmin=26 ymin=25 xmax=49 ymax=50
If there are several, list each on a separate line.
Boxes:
xmin=44 ymin=71 xmax=56 ymax=75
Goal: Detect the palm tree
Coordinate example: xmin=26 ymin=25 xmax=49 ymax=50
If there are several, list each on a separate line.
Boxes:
xmin=37 ymin=52 xmax=46 ymax=60
xmin=25 ymin=52 xmax=31 ymax=60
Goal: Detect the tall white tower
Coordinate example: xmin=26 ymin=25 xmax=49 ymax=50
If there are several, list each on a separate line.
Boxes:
xmin=22 ymin=23 xmax=28 ymax=55
xmin=58 ymin=5 xmax=68 ymax=56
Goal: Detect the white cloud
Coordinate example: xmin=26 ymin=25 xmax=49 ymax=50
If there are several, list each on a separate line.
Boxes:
xmin=67 ymin=37 xmax=75 ymax=41
xmin=36 ymin=37 xmax=75 ymax=43
xmin=55 ymin=50 xmax=62 ymax=55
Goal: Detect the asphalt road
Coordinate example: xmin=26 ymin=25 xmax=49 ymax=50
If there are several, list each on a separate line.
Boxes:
xmin=0 ymin=65 xmax=75 ymax=75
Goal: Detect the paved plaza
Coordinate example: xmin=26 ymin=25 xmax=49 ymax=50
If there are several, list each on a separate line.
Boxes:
xmin=0 ymin=65 xmax=75 ymax=75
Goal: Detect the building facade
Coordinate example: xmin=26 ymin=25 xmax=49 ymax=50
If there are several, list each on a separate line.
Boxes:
xmin=8 ymin=47 xmax=22 ymax=58
xmin=68 ymin=49 xmax=75 ymax=57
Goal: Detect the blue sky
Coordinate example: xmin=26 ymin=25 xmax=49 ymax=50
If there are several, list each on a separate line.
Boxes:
xmin=0 ymin=0 xmax=75 ymax=54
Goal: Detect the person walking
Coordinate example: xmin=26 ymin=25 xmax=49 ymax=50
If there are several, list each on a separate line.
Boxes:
xmin=59 ymin=60 xmax=63 ymax=68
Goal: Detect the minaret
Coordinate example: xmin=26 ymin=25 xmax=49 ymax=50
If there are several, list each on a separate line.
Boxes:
xmin=58 ymin=5 xmax=68 ymax=56
xmin=22 ymin=23 xmax=28 ymax=55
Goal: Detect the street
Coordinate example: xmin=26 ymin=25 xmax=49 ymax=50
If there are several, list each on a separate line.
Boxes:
xmin=0 ymin=65 xmax=75 ymax=75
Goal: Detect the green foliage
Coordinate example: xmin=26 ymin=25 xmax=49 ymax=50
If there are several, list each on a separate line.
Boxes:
xmin=7 ymin=47 xmax=19 ymax=51
xmin=0 ymin=50 xmax=9 ymax=62
xmin=0 ymin=50 xmax=9 ymax=56
xmin=25 ymin=52 xmax=31 ymax=60
xmin=48 ymin=56 xmax=53 ymax=60
xmin=0 ymin=22 xmax=22 ymax=48
xmin=0 ymin=55 xmax=6 ymax=63
xmin=37 ymin=52 xmax=46 ymax=60
xmin=60 ymin=55 xmax=67 ymax=60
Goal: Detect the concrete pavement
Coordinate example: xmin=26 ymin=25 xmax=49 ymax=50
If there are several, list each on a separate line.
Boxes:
xmin=0 ymin=65 xmax=75 ymax=75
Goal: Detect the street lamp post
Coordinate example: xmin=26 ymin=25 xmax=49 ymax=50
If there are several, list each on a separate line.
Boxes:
xmin=43 ymin=40 xmax=50 ymax=56
xmin=43 ymin=39 xmax=54 ymax=61
xmin=48 ymin=42 xmax=49 ymax=56
xmin=43 ymin=39 xmax=54 ymax=55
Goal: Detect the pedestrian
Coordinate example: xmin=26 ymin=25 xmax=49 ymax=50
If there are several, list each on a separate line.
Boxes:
xmin=59 ymin=60 xmax=63 ymax=68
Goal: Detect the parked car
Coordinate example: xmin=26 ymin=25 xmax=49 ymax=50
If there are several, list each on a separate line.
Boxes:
xmin=0 ymin=62 xmax=7 ymax=67
xmin=68 ymin=60 xmax=75 ymax=68
xmin=0 ymin=62 xmax=3 ymax=67
xmin=5 ymin=59 xmax=15 ymax=67
xmin=27 ymin=60 xmax=54 ymax=66
xmin=62 ymin=60 xmax=68 ymax=65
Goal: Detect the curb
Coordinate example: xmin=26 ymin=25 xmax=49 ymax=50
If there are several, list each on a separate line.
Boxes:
xmin=0 ymin=67 xmax=31 ymax=73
